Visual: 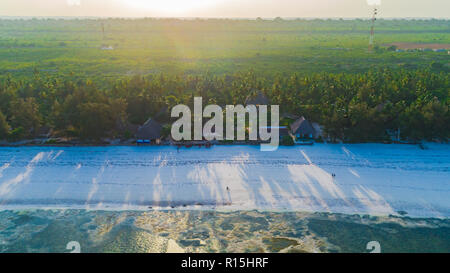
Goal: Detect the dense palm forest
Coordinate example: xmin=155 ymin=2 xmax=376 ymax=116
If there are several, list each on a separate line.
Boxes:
xmin=0 ymin=68 xmax=448 ymax=142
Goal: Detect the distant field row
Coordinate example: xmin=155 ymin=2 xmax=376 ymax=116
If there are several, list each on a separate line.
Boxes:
xmin=0 ymin=19 xmax=448 ymax=79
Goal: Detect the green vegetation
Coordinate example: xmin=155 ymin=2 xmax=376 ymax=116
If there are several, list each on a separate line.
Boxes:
xmin=0 ymin=18 xmax=448 ymax=142
xmin=0 ymin=111 xmax=9 ymax=139
xmin=0 ymin=18 xmax=448 ymax=80
xmin=281 ymin=135 xmax=295 ymax=146
xmin=0 ymin=69 xmax=447 ymax=142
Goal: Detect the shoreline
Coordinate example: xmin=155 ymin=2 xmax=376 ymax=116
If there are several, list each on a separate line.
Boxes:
xmin=0 ymin=204 xmax=448 ymax=220
xmin=0 ymin=140 xmax=446 ymax=148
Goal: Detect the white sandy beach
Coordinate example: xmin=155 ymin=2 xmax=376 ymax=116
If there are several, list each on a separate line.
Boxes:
xmin=0 ymin=144 xmax=448 ymax=218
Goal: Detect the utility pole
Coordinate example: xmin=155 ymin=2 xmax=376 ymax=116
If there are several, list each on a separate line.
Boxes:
xmin=101 ymin=22 xmax=105 ymax=45
xmin=368 ymin=7 xmax=378 ymax=52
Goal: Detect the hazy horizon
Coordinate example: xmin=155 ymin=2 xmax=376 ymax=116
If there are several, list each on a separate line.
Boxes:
xmin=0 ymin=0 xmax=449 ymax=19
xmin=0 ymin=16 xmax=448 ymax=20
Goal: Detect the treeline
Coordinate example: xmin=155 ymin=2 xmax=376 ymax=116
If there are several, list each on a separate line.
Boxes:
xmin=2 ymin=18 xmax=448 ymax=33
xmin=0 ymin=69 xmax=448 ymax=142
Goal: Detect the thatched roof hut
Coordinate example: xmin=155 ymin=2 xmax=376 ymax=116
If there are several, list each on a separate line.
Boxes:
xmin=136 ymin=118 xmax=162 ymax=140
xmin=290 ymin=117 xmax=315 ymax=138
xmin=245 ymin=91 xmax=270 ymax=106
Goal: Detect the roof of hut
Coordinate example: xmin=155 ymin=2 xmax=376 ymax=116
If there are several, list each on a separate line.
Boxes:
xmin=290 ymin=117 xmax=315 ymax=136
xmin=136 ymin=118 xmax=162 ymax=140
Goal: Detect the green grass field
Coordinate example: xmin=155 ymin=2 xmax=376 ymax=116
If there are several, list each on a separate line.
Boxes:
xmin=0 ymin=18 xmax=448 ymax=80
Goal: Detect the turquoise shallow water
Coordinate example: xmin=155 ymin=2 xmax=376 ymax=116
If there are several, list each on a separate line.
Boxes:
xmin=0 ymin=210 xmax=449 ymax=253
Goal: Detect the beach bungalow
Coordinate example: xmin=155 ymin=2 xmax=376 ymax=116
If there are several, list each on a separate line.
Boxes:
xmin=245 ymin=91 xmax=270 ymax=106
xmin=136 ymin=118 xmax=162 ymax=144
xmin=290 ymin=117 xmax=315 ymax=141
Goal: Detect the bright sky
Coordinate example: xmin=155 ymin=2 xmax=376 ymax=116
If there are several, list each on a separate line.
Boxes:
xmin=0 ymin=0 xmax=448 ymax=18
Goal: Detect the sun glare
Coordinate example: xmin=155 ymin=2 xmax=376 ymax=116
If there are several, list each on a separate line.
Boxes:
xmin=123 ymin=0 xmax=219 ymax=15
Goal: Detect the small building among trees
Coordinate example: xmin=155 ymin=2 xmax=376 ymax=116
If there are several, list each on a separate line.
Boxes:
xmin=136 ymin=118 xmax=162 ymax=144
xmin=290 ymin=117 xmax=315 ymax=140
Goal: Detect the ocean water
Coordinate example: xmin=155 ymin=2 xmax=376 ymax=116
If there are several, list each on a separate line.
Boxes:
xmin=0 ymin=210 xmax=449 ymax=253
